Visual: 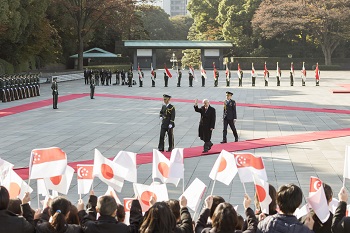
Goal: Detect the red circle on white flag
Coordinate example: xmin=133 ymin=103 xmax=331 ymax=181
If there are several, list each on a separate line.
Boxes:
xmin=140 ymin=191 xmax=157 ymax=206
xmin=9 ymin=182 xmax=21 ymax=198
xmin=255 ymin=185 xmax=266 ymax=202
xmin=101 ymin=164 xmax=114 ymax=179
xmin=50 ymin=175 xmax=62 ymax=185
xmin=218 ymin=157 xmax=227 ymax=172
xmin=158 ymin=162 xmax=169 ymax=178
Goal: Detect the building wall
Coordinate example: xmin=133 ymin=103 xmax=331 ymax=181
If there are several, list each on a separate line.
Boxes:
xmin=152 ymin=0 xmax=188 ymax=16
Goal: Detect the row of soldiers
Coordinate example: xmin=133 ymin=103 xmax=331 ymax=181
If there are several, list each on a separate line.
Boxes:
xmin=0 ymin=74 xmax=40 ymax=103
xmin=84 ymin=69 xmax=113 ymax=86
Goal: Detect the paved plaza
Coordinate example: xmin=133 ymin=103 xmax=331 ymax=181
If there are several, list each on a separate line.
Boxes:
xmin=1 ymin=70 xmax=350 ymax=215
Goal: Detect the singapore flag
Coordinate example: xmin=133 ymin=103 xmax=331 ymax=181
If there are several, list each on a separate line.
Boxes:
xmin=234 ymin=153 xmax=267 ymax=183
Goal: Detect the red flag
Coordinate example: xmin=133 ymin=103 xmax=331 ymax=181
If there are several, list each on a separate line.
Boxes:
xmin=264 ymin=62 xmax=268 ymax=81
xmin=77 ymin=164 xmax=94 ymax=194
xmin=164 ymin=64 xmax=172 ymax=78
xmin=309 ymin=176 xmax=322 ymax=194
xmin=138 ymin=64 xmax=142 ymax=80
xmin=29 ymin=147 xmax=67 ymax=179
xmin=151 ymin=63 xmax=155 ymax=80
xmin=213 ymin=62 xmax=217 ymax=80
xmin=315 ymin=63 xmax=320 ymax=81
xmin=251 ymin=63 xmax=256 ymax=78
xmin=234 ymin=153 xmax=267 ymax=183
xmin=237 ymin=63 xmax=242 ymax=78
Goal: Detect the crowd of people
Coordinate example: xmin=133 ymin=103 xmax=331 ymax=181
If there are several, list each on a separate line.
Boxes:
xmin=0 ymin=74 xmax=40 ymax=103
xmin=1 ymin=182 xmax=349 ymax=233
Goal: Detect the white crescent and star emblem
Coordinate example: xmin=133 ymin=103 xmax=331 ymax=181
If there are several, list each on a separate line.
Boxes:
xmin=235 ymin=155 xmax=247 ymax=167
xmin=314 ymin=180 xmax=321 ymax=191
xmin=77 ymin=167 xmax=89 ymax=179
xmin=125 ymin=200 xmax=132 ymax=211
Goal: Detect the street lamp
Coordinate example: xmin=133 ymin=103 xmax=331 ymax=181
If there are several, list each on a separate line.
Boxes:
xmin=170 ymin=53 xmax=177 ymax=70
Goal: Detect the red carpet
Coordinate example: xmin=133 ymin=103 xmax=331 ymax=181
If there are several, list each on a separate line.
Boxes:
xmin=333 ymin=84 xmax=350 ymax=94
xmin=0 ymin=94 xmax=88 ymax=118
xmin=14 ymin=127 xmax=350 ymax=180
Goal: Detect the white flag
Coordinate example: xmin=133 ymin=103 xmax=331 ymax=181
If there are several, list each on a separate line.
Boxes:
xmin=152 ymin=149 xmax=180 ymax=186
xmin=0 ymin=158 xmax=13 ymax=185
xmin=105 ymin=186 xmax=122 ymax=205
xmin=4 ymin=169 xmax=33 ymax=199
xmin=209 ymin=150 xmax=238 ymax=185
xmin=37 ymin=179 xmax=49 ymax=196
xmin=169 ymin=148 xmax=184 ymax=179
xmin=180 ymin=178 xmax=206 ymax=212
xmin=44 ymin=165 xmax=74 ymax=195
xmin=113 ymin=151 xmax=137 ymax=183
xmin=343 ymin=146 xmax=350 ymax=179
xmin=307 ymin=183 xmax=330 ymax=223
xmin=133 ymin=182 xmax=169 ymax=212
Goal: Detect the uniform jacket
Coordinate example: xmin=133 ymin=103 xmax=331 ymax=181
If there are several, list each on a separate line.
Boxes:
xmin=160 ymin=104 xmax=175 ymax=129
xmin=223 ymin=99 xmax=237 ymax=120
xmin=257 ymin=214 xmax=313 ymax=233
xmin=331 ymin=201 xmax=350 ymax=233
xmin=0 ymin=203 xmax=35 ymax=233
xmin=51 ymin=81 xmax=58 ymax=95
xmin=194 ymin=105 xmax=216 ymax=141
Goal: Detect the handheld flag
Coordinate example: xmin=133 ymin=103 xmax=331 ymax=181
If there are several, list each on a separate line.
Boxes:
xmin=234 ymin=153 xmax=267 ymax=183
xmin=133 ymin=182 xmax=169 ymax=212
xmin=4 ymin=169 xmax=33 ymax=199
xmin=164 ymin=64 xmax=172 ymax=78
xmin=168 ymin=148 xmax=184 ymax=179
xmin=180 ymin=178 xmax=206 ymax=212
xmin=209 ymin=150 xmax=238 ymax=185
xmin=152 ymin=149 xmax=180 ymax=186
xmin=113 ymin=151 xmax=137 ymax=183
xmin=343 ymin=146 xmax=350 ymax=181
xmin=200 ymin=64 xmax=207 ymax=79
xmin=77 ymin=164 xmax=94 ymax=195
xmin=44 ymin=165 xmax=74 ymax=195
xmin=253 ymin=173 xmax=272 ymax=214
xmin=307 ymin=179 xmax=330 ymax=223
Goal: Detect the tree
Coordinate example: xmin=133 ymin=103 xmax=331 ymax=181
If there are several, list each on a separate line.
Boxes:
xmin=252 ymin=0 xmax=350 ymax=65
xmin=170 ymin=15 xmax=194 ymax=40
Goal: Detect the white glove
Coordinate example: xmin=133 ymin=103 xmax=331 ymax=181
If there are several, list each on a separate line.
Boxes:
xmin=168 ymin=124 xmax=173 ymax=129
xmin=234 ymin=119 xmax=237 ymax=123
xmin=160 ymin=117 xmax=163 ymax=120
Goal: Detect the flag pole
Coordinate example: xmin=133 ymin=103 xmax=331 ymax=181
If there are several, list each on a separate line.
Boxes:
xmin=242 ymin=182 xmax=247 ymax=194
xmin=79 ymin=194 xmax=82 ymax=200
xmin=37 ymin=193 xmax=40 ymax=209
xmin=210 ymin=179 xmax=217 ymax=195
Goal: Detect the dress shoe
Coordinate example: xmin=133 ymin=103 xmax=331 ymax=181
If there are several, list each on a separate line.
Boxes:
xmin=208 ymin=142 xmax=213 ymax=150
xmin=202 ymin=149 xmax=208 ymax=153
xmin=235 ymin=138 xmax=238 ymax=142
xmin=220 ymin=140 xmax=227 ymax=144
xmin=167 ymin=148 xmax=173 ymax=152
xmin=158 ymin=149 xmax=164 ymax=152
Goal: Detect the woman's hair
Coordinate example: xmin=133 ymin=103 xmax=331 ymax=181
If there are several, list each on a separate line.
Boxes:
xmin=49 ymin=196 xmax=72 ymax=233
xmin=211 ymin=202 xmax=238 ymax=232
xmin=255 ymin=184 xmax=277 ymax=214
xmin=139 ymin=202 xmax=176 ymax=233
xmin=8 ymin=198 xmax=22 ymax=215
xmin=166 ymin=199 xmax=180 ymax=221
xmin=116 ymin=204 xmax=126 ymax=222
xmin=0 ymin=186 xmax=10 ymax=210
xmin=210 ymin=196 xmax=225 ymax=218
xmin=66 ymin=205 xmax=79 ymax=225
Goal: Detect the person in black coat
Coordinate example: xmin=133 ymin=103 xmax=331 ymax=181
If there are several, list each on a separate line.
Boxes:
xmin=0 ymin=187 xmax=35 ymax=233
xmin=194 ymin=98 xmax=216 ymax=153
xmin=51 ymin=77 xmax=58 ymax=109
xmin=332 ymin=187 xmax=350 ymax=233
xmin=221 ymin=91 xmax=238 ymax=143
xmin=158 ymin=94 xmax=175 ymax=152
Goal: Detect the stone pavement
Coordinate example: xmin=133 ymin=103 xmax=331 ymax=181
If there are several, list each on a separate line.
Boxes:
xmin=1 ymin=70 xmax=350 ymax=215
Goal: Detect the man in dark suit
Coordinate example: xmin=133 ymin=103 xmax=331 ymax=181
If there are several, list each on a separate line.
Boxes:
xmin=51 ymin=77 xmax=58 ymax=109
xmin=194 ymin=99 xmax=216 ymax=153
xmin=221 ymin=91 xmax=238 ymax=143
xmin=158 ymin=94 xmax=175 ymax=152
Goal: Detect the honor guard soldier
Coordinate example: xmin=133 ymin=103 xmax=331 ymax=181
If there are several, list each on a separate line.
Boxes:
xmin=315 ymin=63 xmax=320 ymax=86
xmin=188 ymin=71 xmax=194 ymax=87
xmin=238 ymin=70 xmax=243 ymax=87
xmin=276 ymin=62 xmax=281 ymax=86
xmin=84 ymin=68 xmax=89 ymax=85
xmin=214 ymin=70 xmax=219 ymax=87
xmin=158 ymin=94 xmax=175 ymax=152
xmin=201 ymin=74 xmax=205 ymax=87
xmin=0 ymin=77 xmax=6 ymax=102
xmin=225 ymin=68 xmax=231 ymax=87
xmin=290 ymin=62 xmax=295 ymax=86
xmin=121 ymin=69 xmax=125 ymax=85
xmin=177 ymin=69 xmax=182 ymax=87
xmin=51 ymin=77 xmax=58 ymax=109
xmin=164 ymin=72 xmax=169 ymax=87
xmin=90 ymin=74 xmax=95 ymax=99
xmin=301 ymin=62 xmax=306 ymax=86
xmin=151 ymin=69 xmax=156 ymax=87
xmin=252 ymin=63 xmax=256 ymax=87
xmin=127 ymin=68 xmax=133 ymax=87
xmin=221 ymin=91 xmax=238 ymax=143
xmin=139 ymin=69 xmax=144 ymax=87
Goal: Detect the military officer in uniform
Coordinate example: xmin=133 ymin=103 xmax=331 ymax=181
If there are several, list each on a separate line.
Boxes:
xmin=188 ymin=71 xmax=194 ymax=87
xmin=177 ymin=69 xmax=182 ymax=87
xmin=194 ymin=98 xmax=216 ymax=153
xmin=151 ymin=69 xmax=156 ymax=87
xmin=90 ymin=74 xmax=95 ymax=99
xmin=127 ymin=68 xmax=133 ymax=87
xmin=226 ymin=70 xmax=231 ymax=87
xmin=158 ymin=94 xmax=175 ymax=152
xmin=221 ymin=91 xmax=238 ymax=143
xmin=164 ymin=72 xmax=169 ymax=87
xmin=201 ymin=74 xmax=205 ymax=87
xmin=51 ymin=77 xmax=58 ymax=109
xmin=238 ymin=70 xmax=243 ymax=87
xmin=214 ymin=70 xmax=219 ymax=87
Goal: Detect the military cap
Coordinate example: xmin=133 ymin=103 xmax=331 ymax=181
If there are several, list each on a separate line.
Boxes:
xmin=226 ymin=91 xmax=233 ymax=95
xmin=163 ymin=94 xmax=171 ymax=98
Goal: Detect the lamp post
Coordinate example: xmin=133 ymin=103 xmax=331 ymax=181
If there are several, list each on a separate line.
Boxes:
xmin=170 ymin=53 xmax=177 ymax=70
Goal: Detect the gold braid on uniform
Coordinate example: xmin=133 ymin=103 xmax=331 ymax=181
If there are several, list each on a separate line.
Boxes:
xmin=166 ymin=106 xmax=174 ymax=115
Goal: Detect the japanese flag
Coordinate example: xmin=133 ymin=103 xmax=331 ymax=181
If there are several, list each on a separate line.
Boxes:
xmin=77 ymin=164 xmax=94 ymax=195
xmin=133 ymin=182 xmax=169 ymax=212
xmin=209 ymin=150 xmax=238 ymax=185
xmin=113 ymin=151 xmax=137 ymax=183
xmin=251 ymin=63 xmax=256 ymax=78
xmin=29 ymin=147 xmax=67 ymax=179
xmin=309 ymin=176 xmax=322 ymax=195
xmin=168 ymin=148 xmax=184 ymax=179
xmin=189 ymin=65 xmax=197 ymax=81
xmin=44 ymin=165 xmax=74 ymax=195
xmin=180 ymin=178 xmax=206 ymax=212
xmin=329 ymin=198 xmax=339 ymax=214
xmin=4 ymin=169 xmax=33 ymax=199
xmin=93 ymin=149 xmax=127 ymax=192
xmin=234 ymin=153 xmax=267 ymax=183
xmin=200 ymin=64 xmax=207 ymax=79
xmin=0 ymin=158 xmax=13 ymax=185
xmin=307 ymin=180 xmax=330 ymax=223
xmin=105 ymin=186 xmax=122 ymax=205
xmin=253 ymin=173 xmax=272 ymax=214
xmin=301 ymin=62 xmax=306 ymax=81
xmin=343 ymin=146 xmax=350 ymax=179
xmin=152 ymin=149 xmax=180 ymax=186
xmin=264 ymin=62 xmax=268 ymax=81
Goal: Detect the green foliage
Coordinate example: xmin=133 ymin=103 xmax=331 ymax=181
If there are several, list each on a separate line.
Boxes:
xmin=170 ymin=15 xmax=194 ymax=40
xmin=181 ymin=49 xmax=201 ymax=69
xmin=0 ymin=58 xmax=14 ymax=74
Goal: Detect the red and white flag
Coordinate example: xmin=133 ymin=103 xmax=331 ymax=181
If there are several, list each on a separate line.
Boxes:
xmin=251 ymin=63 xmax=256 ymax=78
xmin=37 ymin=179 xmax=49 ymax=196
xmin=93 ymin=149 xmax=127 ymax=192
xmin=276 ymin=62 xmax=281 ymax=78
xmin=309 ymin=176 xmax=322 ymax=195
xmin=301 ymin=62 xmax=306 ymax=81
xmin=189 ymin=65 xmax=197 ymax=81
xmin=133 ymin=182 xmax=169 ymax=212
xmin=315 ymin=63 xmax=320 ymax=81
xmin=4 ymin=169 xmax=33 ymax=199
xmin=77 ymin=164 xmax=94 ymax=195
xmin=164 ymin=64 xmax=172 ymax=78
xmin=225 ymin=64 xmax=230 ymax=81
xmin=200 ymin=64 xmax=207 ymax=79
xmin=209 ymin=150 xmax=238 ymax=185
xmin=123 ymin=198 xmax=135 ymax=225
xmin=113 ymin=151 xmax=137 ymax=183
xmin=263 ymin=62 xmax=268 ymax=81
xmin=151 ymin=63 xmax=155 ymax=81
xmin=234 ymin=153 xmax=267 ymax=183
xmin=237 ymin=63 xmax=242 ymax=79
xmin=180 ymin=178 xmax=206 ymax=212
xmin=169 ymin=148 xmax=184 ymax=179
xmin=105 ymin=186 xmax=122 ymax=204
xmin=152 ymin=149 xmax=180 ymax=186
xmin=29 ymin=147 xmax=67 ymax=179
xmin=307 ymin=180 xmax=330 ymax=223
xmin=44 ymin=165 xmax=74 ymax=195
xmin=343 ymin=146 xmax=350 ymax=179
xmin=213 ymin=62 xmax=217 ymax=80
xmin=138 ymin=64 xmax=143 ymax=80
xmin=253 ymin=173 xmax=272 ymax=214
xmin=291 ymin=62 xmax=295 ymax=76
xmin=0 ymin=158 xmax=13 ymax=185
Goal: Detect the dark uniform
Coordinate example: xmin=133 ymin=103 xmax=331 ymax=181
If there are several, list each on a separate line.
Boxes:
xmin=277 ymin=69 xmax=281 ymax=86
xmin=164 ymin=72 xmax=169 ymax=87
xmin=139 ymin=70 xmax=144 ymax=87
xmin=265 ymin=71 xmax=269 ymax=86
xmin=194 ymin=102 xmax=216 ymax=153
xmin=201 ymin=75 xmax=205 ymax=87
xmin=290 ymin=72 xmax=294 ymax=86
xmin=151 ymin=70 xmax=156 ymax=87
xmin=214 ymin=71 xmax=219 ymax=87
xmin=188 ymin=72 xmax=194 ymax=87
xmin=51 ymin=77 xmax=58 ymax=109
xmin=158 ymin=94 xmax=175 ymax=152
xmin=221 ymin=91 xmax=238 ymax=143
xmin=127 ymin=69 xmax=133 ymax=87
xmin=177 ymin=69 xmax=182 ymax=87
xmin=239 ymin=70 xmax=243 ymax=87
xmin=226 ymin=71 xmax=231 ymax=87
xmin=90 ymin=75 xmax=95 ymax=99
